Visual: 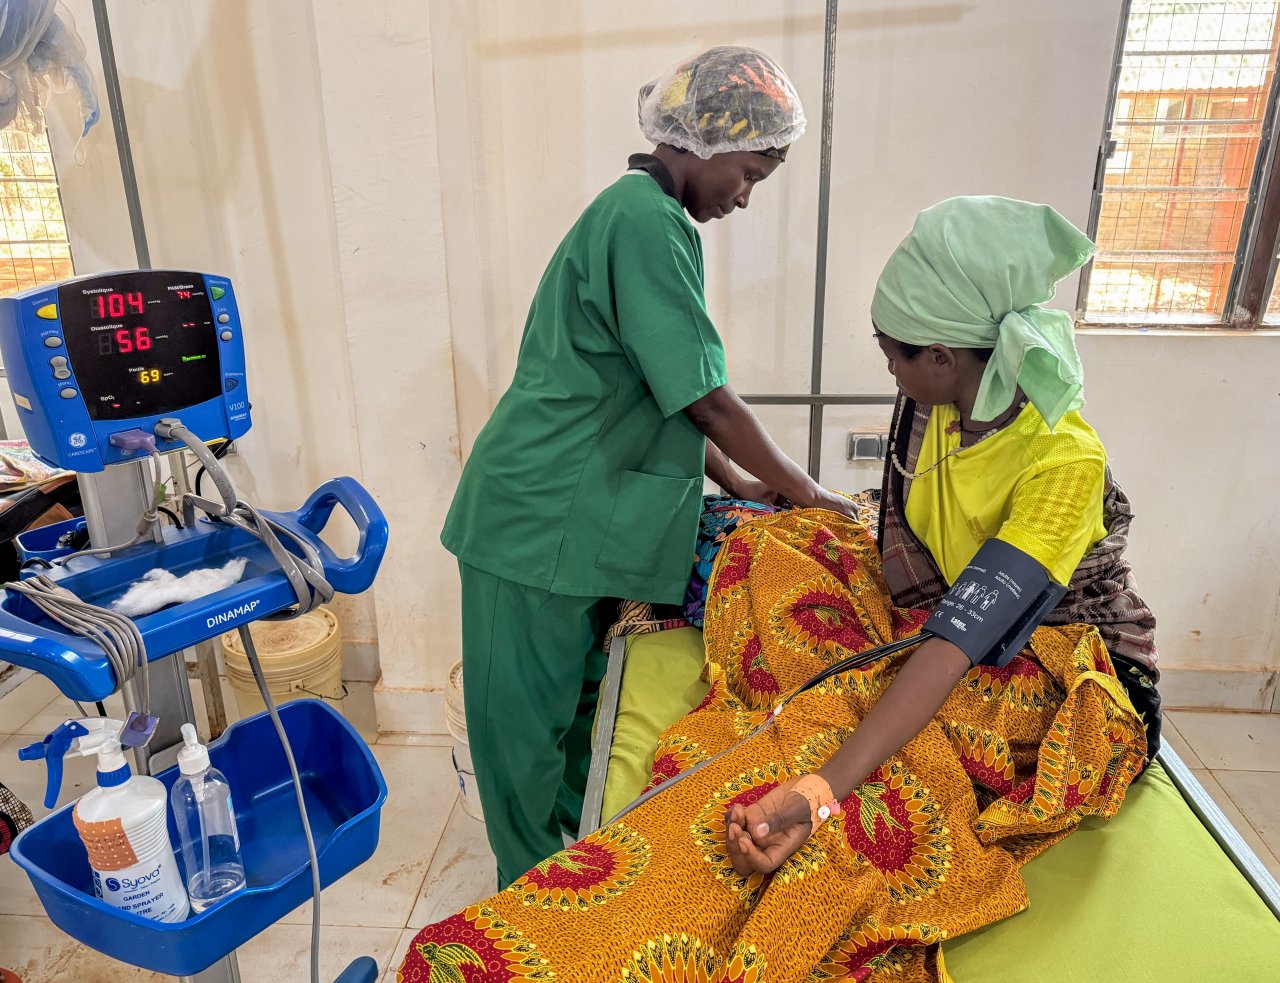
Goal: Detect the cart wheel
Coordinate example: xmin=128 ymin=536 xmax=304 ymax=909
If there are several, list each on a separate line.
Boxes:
xmin=333 ymin=955 xmax=378 ymax=983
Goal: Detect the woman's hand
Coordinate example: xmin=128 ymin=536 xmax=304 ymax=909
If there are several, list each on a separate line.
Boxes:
xmin=725 ymin=778 xmax=814 ymax=876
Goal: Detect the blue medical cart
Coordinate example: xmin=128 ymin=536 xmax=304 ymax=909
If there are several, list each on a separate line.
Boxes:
xmin=0 ymin=270 xmax=391 ymax=983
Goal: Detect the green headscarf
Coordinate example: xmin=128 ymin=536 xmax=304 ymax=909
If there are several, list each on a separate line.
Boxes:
xmin=869 ymin=196 xmax=1096 ymax=430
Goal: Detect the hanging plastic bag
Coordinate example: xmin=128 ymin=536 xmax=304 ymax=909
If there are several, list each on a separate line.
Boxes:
xmin=0 ymin=0 xmax=99 ymax=141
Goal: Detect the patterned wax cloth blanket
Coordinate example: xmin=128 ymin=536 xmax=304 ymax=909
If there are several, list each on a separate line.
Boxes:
xmin=398 ymin=510 xmax=1146 ymax=983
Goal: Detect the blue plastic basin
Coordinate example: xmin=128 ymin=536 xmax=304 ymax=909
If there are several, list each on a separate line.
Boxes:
xmin=15 ymin=515 xmax=86 ymax=563
xmin=11 ymin=699 xmax=387 ymax=976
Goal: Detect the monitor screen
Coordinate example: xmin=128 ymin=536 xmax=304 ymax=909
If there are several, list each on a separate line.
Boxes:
xmin=58 ymin=272 xmax=223 ymax=422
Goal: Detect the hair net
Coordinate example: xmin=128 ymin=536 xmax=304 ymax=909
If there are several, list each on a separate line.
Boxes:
xmin=637 ymin=46 xmax=805 ymax=160
xmin=0 ymin=1 xmax=99 ymax=140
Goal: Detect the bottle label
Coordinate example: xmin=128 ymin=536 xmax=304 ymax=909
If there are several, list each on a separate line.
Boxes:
xmin=92 ymin=856 xmax=188 ymax=922
xmin=74 ymin=812 xmax=139 ymax=871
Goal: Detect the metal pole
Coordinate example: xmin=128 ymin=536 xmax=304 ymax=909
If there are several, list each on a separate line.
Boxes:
xmin=808 ymin=0 xmax=839 ymax=479
xmin=742 ymin=393 xmax=895 ymax=406
xmin=91 ymin=0 xmax=150 ymax=269
xmin=81 ymin=7 xmax=240 ymax=980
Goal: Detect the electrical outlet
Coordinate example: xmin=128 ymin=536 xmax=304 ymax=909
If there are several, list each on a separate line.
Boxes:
xmin=847 ymin=431 xmax=887 ymax=462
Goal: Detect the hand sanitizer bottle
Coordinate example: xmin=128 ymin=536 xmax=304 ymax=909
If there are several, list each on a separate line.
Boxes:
xmin=170 ymin=724 xmax=245 ymax=912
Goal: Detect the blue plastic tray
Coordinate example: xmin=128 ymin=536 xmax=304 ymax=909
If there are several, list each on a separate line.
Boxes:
xmin=0 ymin=476 xmax=388 ymax=700
xmin=11 ymin=699 xmax=387 ymax=976
xmin=15 ymin=515 xmax=87 ymax=563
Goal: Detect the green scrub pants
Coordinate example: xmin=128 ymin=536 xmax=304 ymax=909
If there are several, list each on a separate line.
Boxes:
xmin=458 ymin=562 xmax=610 ymax=887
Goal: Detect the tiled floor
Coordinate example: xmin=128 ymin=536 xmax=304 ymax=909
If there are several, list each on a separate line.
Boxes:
xmin=1 ymin=678 xmax=1277 ymax=982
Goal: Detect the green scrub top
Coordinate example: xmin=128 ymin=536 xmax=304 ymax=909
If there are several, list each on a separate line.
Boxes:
xmin=441 ymin=162 xmax=727 ymax=604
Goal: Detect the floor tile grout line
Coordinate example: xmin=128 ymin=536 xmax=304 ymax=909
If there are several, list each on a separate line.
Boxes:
xmin=8 ymin=692 xmax=67 ymax=738
xmin=1228 ymin=826 xmax=1280 ymax=874
xmin=1165 ymin=712 xmax=1280 ymax=773
xmin=1195 ymin=758 xmax=1280 ymax=775
xmin=1204 ymin=767 xmax=1280 ymax=851
xmin=374 ymin=930 xmax=408 ymax=980
xmin=1190 ymin=767 xmax=1280 ymax=873
xmin=1160 ymin=719 xmax=1205 ymax=769
xmin=398 ymin=793 xmax=464 ymax=931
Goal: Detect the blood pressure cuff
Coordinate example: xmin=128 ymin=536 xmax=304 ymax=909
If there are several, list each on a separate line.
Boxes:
xmin=925 ymin=538 xmax=1068 ymax=669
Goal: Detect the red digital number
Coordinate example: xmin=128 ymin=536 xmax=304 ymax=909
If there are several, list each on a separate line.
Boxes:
xmin=135 ymin=327 xmax=151 ymax=350
xmin=115 ymin=328 xmax=133 ymax=353
xmin=92 ymin=291 xmax=145 ymax=319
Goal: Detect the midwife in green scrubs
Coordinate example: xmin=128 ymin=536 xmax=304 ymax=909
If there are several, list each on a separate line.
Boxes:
xmin=441 ymin=45 xmax=856 ymax=885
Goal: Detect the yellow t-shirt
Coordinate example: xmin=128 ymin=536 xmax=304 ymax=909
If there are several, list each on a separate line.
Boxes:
xmin=904 ymin=402 xmax=1107 ymax=586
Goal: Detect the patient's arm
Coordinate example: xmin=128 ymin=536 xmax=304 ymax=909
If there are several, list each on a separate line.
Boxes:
xmin=726 ymin=637 xmax=970 ymax=876
xmin=817 ymin=637 xmax=971 ymax=797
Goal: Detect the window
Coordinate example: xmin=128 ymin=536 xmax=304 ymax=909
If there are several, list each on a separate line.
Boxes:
xmin=1079 ymin=1 xmax=1280 ymax=327
xmin=0 ymin=127 xmax=74 ymax=297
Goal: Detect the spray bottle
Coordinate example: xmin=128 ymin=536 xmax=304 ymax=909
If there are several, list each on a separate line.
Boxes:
xmin=20 ymin=719 xmax=189 ymax=922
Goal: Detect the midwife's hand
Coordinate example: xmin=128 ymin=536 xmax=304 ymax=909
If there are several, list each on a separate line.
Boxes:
xmin=725 ymin=778 xmax=813 ymax=876
xmin=734 ymin=478 xmax=788 ymax=507
xmin=794 ymin=486 xmax=859 ymax=521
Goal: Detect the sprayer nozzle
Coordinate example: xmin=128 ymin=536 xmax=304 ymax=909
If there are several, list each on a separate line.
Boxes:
xmin=20 ymin=719 xmax=92 ymax=808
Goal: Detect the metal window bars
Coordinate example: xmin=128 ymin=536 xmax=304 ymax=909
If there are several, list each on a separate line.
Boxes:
xmin=0 ymin=128 xmax=75 ymax=297
xmin=1077 ymin=0 xmax=1280 ymax=327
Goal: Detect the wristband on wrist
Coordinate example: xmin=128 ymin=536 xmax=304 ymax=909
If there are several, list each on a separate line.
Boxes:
xmin=792 ymin=774 xmax=843 ymax=829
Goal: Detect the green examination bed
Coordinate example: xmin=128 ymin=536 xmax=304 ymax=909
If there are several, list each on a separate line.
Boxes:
xmin=582 ymin=628 xmax=1280 ymax=982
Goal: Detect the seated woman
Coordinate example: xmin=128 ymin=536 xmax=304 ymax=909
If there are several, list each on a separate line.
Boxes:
xmin=397 ymin=197 xmax=1159 ymax=983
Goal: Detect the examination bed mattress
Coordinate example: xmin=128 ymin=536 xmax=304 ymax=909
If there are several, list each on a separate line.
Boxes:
xmin=584 ymin=627 xmax=1280 ymax=982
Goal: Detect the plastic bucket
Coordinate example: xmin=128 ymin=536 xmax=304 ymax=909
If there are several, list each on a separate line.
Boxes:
xmin=446 ymin=661 xmax=483 ymax=821
xmin=220 ymin=607 xmax=345 ymax=718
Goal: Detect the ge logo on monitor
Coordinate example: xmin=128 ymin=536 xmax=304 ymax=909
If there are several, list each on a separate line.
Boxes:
xmin=69 ymin=432 xmax=87 ymax=448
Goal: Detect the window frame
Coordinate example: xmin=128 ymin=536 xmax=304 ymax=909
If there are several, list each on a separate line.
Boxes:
xmin=1076 ymin=0 xmax=1280 ymax=331
xmin=0 ymin=125 xmax=76 ymax=300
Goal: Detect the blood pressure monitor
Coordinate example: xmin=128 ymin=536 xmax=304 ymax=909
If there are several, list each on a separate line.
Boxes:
xmin=0 ymin=270 xmax=251 ymax=470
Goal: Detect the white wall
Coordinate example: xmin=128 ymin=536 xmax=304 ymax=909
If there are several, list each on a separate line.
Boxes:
xmin=306 ymin=0 xmax=462 ymax=730
xmin=1078 ymin=332 xmax=1280 ymax=709
xmin=429 ymin=0 xmax=1280 ymax=710
xmin=42 ymin=0 xmax=1279 ymax=728
xmin=43 ymin=0 xmax=435 ymax=686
